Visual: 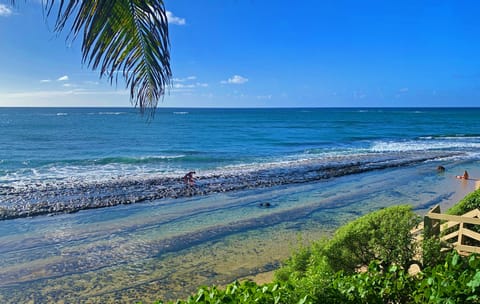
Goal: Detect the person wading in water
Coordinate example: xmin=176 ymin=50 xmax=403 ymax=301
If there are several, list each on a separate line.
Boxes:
xmin=183 ymin=171 xmax=196 ymax=186
xmin=456 ymin=170 xmax=469 ymax=180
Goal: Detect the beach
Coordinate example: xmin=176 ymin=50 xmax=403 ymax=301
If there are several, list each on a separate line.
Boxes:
xmin=1 ymin=159 xmax=479 ymax=302
xmin=1 ymin=107 xmax=480 ymax=302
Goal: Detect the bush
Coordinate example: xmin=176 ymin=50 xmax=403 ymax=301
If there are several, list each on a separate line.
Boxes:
xmin=154 ymin=280 xmax=300 ymax=304
xmin=421 ymin=236 xmax=448 ymax=269
xmin=447 ymin=188 xmax=480 ymax=215
xmin=274 ymin=239 xmax=331 ymax=282
xmin=276 ymin=244 xmax=312 ymax=281
xmin=333 ymin=252 xmax=480 ymax=304
xmin=334 ymin=262 xmax=416 ymax=304
xmin=163 ymin=252 xmax=479 ymax=304
xmin=272 ymin=205 xmax=422 ymax=303
xmin=413 ymin=252 xmax=480 ymax=303
xmin=446 ymin=188 xmax=480 ymax=247
xmin=322 ymin=205 xmax=421 ymax=273
xmin=277 ymin=205 xmax=421 ymax=277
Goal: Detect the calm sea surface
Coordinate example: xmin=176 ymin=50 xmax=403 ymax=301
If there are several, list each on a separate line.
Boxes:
xmin=1 ymin=107 xmax=480 ymax=302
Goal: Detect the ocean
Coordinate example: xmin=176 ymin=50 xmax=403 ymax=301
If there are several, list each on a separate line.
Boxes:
xmin=1 ymin=107 xmax=480 ymax=302
xmin=1 ymin=107 xmax=479 ymax=187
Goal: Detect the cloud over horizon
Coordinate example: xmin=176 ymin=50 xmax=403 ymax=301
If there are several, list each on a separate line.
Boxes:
xmin=221 ymin=75 xmax=249 ymax=85
xmin=57 ymin=75 xmax=69 ymax=81
xmin=173 ymin=76 xmax=197 ymax=82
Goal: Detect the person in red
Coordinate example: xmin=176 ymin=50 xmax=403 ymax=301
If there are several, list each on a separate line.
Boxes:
xmin=183 ymin=171 xmax=196 ymax=186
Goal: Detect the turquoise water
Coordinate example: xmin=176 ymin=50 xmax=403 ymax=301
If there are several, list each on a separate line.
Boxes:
xmin=1 ymin=107 xmax=480 ymax=186
xmin=1 ymin=107 xmax=480 ymax=302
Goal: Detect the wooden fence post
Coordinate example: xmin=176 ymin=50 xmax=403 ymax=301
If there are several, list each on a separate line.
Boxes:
xmin=424 ymin=205 xmax=441 ymax=238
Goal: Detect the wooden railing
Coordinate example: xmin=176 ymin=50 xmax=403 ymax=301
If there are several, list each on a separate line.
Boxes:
xmin=424 ymin=205 xmax=480 ymax=255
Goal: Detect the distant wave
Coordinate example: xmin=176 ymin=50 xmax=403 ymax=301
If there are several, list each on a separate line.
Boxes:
xmin=91 ymin=155 xmax=186 ymax=165
xmin=370 ymin=138 xmax=480 ymax=152
xmin=98 ymin=112 xmax=127 ymax=115
xmin=56 ymin=113 xmax=68 ymax=116
xmin=356 ymin=109 xmax=384 ymax=113
xmin=0 ymin=155 xmax=186 ymax=183
xmin=33 ymin=155 xmax=188 ymax=166
xmin=302 ymin=136 xmax=480 ymax=155
xmin=173 ymin=112 xmax=189 ymax=115
xmin=88 ymin=112 xmax=127 ymax=115
xmin=419 ymin=134 xmax=480 ymax=139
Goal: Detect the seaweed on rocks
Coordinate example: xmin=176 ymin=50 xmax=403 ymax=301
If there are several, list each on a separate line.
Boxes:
xmin=0 ymin=151 xmax=461 ymax=220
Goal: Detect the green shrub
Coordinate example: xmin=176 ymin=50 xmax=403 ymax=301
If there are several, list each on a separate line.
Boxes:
xmin=275 ymin=239 xmax=331 ymax=282
xmin=323 ymin=205 xmax=421 ymax=273
xmin=446 ymin=188 xmax=480 ymax=247
xmin=413 ymin=252 xmax=480 ymax=303
xmin=166 ymin=252 xmax=478 ymax=304
xmin=332 ymin=252 xmax=480 ymax=304
xmin=157 ymin=280 xmax=310 ymax=304
xmin=421 ymin=236 xmax=448 ymax=269
xmin=274 ymin=243 xmax=310 ymax=283
xmin=272 ymin=205 xmax=422 ymax=303
xmin=334 ymin=262 xmax=416 ymax=304
xmin=277 ymin=205 xmax=421 ymax=278
xmin=447 ymin=188 xmax=480 ymax=215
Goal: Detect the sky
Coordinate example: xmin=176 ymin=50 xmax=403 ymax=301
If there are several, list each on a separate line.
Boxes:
xmin=1 ymin=0 xmax=480 ymax=108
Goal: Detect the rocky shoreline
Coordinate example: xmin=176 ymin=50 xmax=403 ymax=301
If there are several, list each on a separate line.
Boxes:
xmin=0 ymin=151 xmax=460 ymax=220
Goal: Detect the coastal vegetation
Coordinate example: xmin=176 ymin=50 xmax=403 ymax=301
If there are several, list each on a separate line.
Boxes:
xmin=445 ymin=190 xmax=480 ymax=248
xmin=156 ymin=191 xmax=480 ymax=303
xmin=447 ymin=189 xmax=480 ymax=216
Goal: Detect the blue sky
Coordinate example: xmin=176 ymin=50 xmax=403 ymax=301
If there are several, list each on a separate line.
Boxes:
xmin=1 ymin=1 xmax=480 ymax=108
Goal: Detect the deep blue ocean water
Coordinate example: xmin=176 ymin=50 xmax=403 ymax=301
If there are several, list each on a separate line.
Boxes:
xmin=1 ymin=107 xmax=480 ymax=187
xmin=2 ymin=107 xmax=480 ymax=302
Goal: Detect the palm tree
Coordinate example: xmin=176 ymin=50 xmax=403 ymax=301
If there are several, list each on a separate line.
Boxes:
xmin=10 ymin=0 xmax=171 ymax=115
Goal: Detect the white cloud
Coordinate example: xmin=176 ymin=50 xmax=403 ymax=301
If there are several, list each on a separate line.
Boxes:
xmin=40 ymin=79 xmax=51 ymax=83
xmin=166 ymin=11 xmax=186 ymax=25
xmin=57 ymin=75 xmax=69 ymax=81
xmin=172 ymin=82 xmax=209 ymax=92
xmin=1 ymin=89 xmax=128 ymax=99
xmin=173 ymin=83 xmax=195 ymax=89
xmin=0 ymin=4 xmax=13 ymax=17
xmin=173 ymin=76 xmax=197 ymax=82
xmin=221 ymin=75 xmax=249 ymax=85
xmin=171 ymin=76 xmax=208 ymax=92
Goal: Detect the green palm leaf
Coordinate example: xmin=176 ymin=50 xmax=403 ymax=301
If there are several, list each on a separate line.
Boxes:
xmin=12 ymin=0 xmax=171 ymax=114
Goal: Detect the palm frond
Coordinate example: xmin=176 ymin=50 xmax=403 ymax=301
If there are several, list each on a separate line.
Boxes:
xmin=26 ymin=0 xmax=171 ymax=115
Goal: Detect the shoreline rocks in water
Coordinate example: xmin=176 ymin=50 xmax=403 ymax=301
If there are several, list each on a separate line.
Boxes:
xmin=0 ymin=151 xmax=461 ymax=220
